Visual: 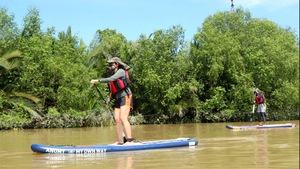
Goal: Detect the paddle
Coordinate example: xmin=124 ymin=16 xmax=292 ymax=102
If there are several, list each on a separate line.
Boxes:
xmin=93 ymin=84 xmax=127 ymax=143
xmin=250 ymin=104 xmax=255 ymax=122
xmin=250 ymin=87 xmax=256 ymax=123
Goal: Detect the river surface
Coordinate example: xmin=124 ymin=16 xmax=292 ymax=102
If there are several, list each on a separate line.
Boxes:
xmin=0 ymin=120 xmax=299 ymax=169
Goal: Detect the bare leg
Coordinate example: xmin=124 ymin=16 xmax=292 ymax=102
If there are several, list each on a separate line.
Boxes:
xmin=120 ymin=105 xmax=132 ymax=138
xmin=114 ymin=108 xmax=124 ymax=143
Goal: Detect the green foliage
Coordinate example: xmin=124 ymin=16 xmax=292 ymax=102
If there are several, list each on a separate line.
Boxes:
xmin=88 ymin=29 xmax=127 ymax=73
xmin=21 ymin=7 xmax=42 ymax=38
xmin=32 ymin=113 xmax=84 ymax=129
xmin=0 ymin=50 xmax=22 ymax=90
xmin=271 ymin=82 xmax=299 ymax=115
xmin=0 ymin=42 xmax=41 ymax=119
xmin=0 ymin=100 xmax=34 ymax=130
xmin=0 ymin=50 xmax=22 ymax=74
xmin=84 ymin=110 xmax=113 ymax=127
xmin=0 ymin=90 xmax=4 ymax=109
xmin=132 ymin=25 xmax=199 ymax=119
xmin=17 ymin=24 xmax=95 ymax=114
xmin=0 ymin=8 xmax=19 ymax=54
xmin=128 ymin=113 xmax=146 ymax=125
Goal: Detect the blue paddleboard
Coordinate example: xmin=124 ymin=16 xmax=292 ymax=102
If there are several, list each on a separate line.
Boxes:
xmin=31 ymin=138 xmax=198 ymax=154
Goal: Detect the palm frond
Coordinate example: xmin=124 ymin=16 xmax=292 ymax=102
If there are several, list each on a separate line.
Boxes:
xmin=0 ymin=50 xmax=22 ymax=71
xmin=11 ymin=92 xmax=41 ymax=104
xmin=2 ymin=50 xmax=22 ymax=60
xmin=0 ymin=57 xmax=12 ymax=70
xmin=22 ymin=105 xmax=42 ymax=119
xmin=10 ymin=101 xmax=42 ymax=119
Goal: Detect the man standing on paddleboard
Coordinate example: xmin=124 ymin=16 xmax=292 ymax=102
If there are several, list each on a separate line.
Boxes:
xmin=254 ymin=87 xmax=267 ymax=126
xmin=90 ymin=57 xmax=135 ymax=145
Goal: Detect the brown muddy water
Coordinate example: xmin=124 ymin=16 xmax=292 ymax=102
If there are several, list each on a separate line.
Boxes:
xmin=0 ymin=120 xmax=299 ymax=169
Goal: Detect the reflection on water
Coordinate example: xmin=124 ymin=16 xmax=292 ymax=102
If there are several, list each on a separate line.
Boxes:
xmin=254 ymin=130 xmax=269 ymax=168
xmin=32 ymin=147 xmax=197 ymax=169
xmin=0 ymin=121 xmax=298 ymax=169
xmin=35 ymin=152 xmax=133 ymax=168
xmin=114 ymin=154 xmax=133 ymax=169
xmin=34 ymin=153 xmax=108 ymax=168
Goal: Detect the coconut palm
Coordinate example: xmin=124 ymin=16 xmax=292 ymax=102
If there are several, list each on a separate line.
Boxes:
xmin=0 ymin=50 xmax=41 ymax=118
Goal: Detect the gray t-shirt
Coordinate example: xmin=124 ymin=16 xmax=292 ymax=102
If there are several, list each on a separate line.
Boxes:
xmin=99 ymin=69 xmax=132 ymax=100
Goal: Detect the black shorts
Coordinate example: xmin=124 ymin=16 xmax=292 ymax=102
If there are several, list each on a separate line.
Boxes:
xmin=113 ymin=94 xmax=133 ymax=111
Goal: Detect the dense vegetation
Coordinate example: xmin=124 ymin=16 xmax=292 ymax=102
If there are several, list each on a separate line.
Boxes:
xmin=0 ymin=7 xmax=299 ymax=130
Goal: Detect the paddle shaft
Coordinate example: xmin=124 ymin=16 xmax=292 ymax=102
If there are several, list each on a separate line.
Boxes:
xmin=93 ymin=84 xmax=127 ymax=142
xmin=250 ymin=91 xmax=256 ymax=122
xmin=250 ymin=104 xmax=255 ymax=122
xmin=94 ymin=85 xmax=113 ymax=116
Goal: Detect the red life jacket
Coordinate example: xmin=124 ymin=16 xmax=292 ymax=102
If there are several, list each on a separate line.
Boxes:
xmin=255 ymin=92 xmax=265 ymax=104
xmin=108 ymin=70 xmax=130 ymax=94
